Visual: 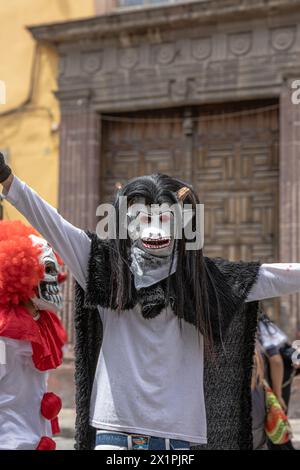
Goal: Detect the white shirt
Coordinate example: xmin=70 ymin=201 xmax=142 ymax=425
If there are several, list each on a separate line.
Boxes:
xmin=0 ymin=338 xmax=51 ymax=450
xmin=4 ymin=176 xmax=300 ymax=444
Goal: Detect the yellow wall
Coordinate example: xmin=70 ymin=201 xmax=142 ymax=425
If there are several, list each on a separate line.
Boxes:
xmin=95 ymin=0 xmax=117 ymax=14
xmin=0 ymin=0 xmax=95 ymax=221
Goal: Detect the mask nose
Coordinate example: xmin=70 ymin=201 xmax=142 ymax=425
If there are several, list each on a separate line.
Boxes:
xmin=143 ymin=226 xmax=161 ymax=238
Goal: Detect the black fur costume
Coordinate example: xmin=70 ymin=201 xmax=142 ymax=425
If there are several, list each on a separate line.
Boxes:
xmin=74 ymin=233 xmax=260 ymax=450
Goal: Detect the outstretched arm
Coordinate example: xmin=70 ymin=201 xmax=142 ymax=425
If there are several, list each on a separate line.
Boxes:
xmin=0 ymin=153 xmax=90 ymax=289
xmin=268 ymin=352 xmax=286 ymax=410
xmin=246 ymin=263 xmax=300 ymax=302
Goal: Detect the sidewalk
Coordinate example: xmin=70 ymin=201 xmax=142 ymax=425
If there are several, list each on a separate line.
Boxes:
xmin=54 ymin=408 xmax=75 ymax=450
xmin=290 ymin=419 xmax=300 ymax=449
xmin=54 ymin=409 xmax=300 ymax=450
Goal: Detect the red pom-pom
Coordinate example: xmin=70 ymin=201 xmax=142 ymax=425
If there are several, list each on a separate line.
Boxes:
xmin=41 ymin=392 xmax=62 ymax=420
xmin=51 ymin=417 xmax=60 ymax=435
xmin=36 ymin=436 xmax=56 ymax=450
xmin=0 ymin=221 xmax=44 ymax=306
xmin=40 ymin=392 xmax=62 ymax=435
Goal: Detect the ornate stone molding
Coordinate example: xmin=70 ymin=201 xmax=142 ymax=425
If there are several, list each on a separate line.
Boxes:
xmin=81 ymin=50 xmax=103 ymax=73
xmin=28 ymin=1 xmax=300 ymax=43
xmin=156 ymin=43 xmax=177 ymax=65
xmin=191 ymin=37 xmax=212 ymax=61
xmin=271 ymin=26 xmax=296 ymax=51
xmin=228 ymin=32 xmax=252 ymax=56
xmin=119 ymin=47 xmax=139 ymax=68
xmin=26 ymin=0 xmax=300 ymax=112
xmin=55 ymin=88 xmax=92 ymax=110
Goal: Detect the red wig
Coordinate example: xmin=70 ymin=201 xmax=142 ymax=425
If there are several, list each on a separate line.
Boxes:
xmin=0 ymin=221 xmax=45 ymax=306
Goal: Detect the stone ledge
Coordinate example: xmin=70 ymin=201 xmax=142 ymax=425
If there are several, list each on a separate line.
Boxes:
xmin=27 ymin=0 xmax=300 ymax=44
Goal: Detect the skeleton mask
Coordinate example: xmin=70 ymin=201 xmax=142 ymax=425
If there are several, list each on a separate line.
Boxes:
xmin=127 ymin=200 xmax=179 ymax=289
xmin=127 ymin=201 xmax=176 ymax=257
xmin=29 ymin=235 xmax=62 ymax=313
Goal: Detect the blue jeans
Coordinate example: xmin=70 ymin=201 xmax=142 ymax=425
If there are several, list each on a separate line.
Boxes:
xmin=95 ymin=431 xmax=190 ymax=450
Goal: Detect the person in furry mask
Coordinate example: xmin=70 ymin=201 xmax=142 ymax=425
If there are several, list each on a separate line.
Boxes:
xmin=1 ymin=152 xmax=300 ymax=450
xmin=0 ymin=219 xmax=67 ymax=450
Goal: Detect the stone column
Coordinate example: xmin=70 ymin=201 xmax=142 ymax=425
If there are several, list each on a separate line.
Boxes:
xmin=56 ymin=90 xmax=101 ymax=350
xmin=279 ymin=77 xmax=300 ymax=338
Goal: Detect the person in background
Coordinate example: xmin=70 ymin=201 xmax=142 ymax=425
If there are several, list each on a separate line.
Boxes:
xmin=258 ymin=310 xmax=299 ymax=410
xmin=258 ymin=309 xmax=298 ymax=450
xmin=251 ymin=343 xmax=268 ymax=450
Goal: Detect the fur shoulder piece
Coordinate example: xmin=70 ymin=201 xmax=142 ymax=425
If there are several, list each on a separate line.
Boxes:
xmin=84 ymin=232 xmax=112 ymax=308
xmin=209 ymin=257 xmax=261 ymax=304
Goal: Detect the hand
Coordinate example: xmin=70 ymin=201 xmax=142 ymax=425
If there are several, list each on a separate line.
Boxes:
xmin=0 ymin=152 xmax=12 ymax=184
xmin=277 ymin=395 xmax=287 ymax=412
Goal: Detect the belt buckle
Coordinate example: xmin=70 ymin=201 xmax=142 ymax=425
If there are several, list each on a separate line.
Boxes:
xmin=131 ymin=434 xmax=150 ymax=450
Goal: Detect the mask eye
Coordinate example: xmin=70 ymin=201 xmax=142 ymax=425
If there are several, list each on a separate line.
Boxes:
xmin=159 ymin=212 xmax=172 ymax=224
xmin=139 ymin=213 xmax=152 ymax=225
xmin=45 ymin=262 xmax=57 ymax=276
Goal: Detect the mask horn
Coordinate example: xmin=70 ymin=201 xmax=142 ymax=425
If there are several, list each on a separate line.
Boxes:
xmin=115 ymin=181 xmax=123 ymax=190
xmin=177 ymin=186 xmax=190 ymax=201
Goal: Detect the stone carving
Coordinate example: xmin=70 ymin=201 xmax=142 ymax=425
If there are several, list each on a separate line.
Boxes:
xmin=228 ymin=32 xmax=252 ymax=56
xmin=191 ymin=37 xmax=212 ymax=60
xmin=271 ymin=26 xmax=296 ymax=51
xmin=156 ymin=44 xmax=177 ymax=65
xmin=81 ymin=51 xmax=103 ymax=73
xmin=119 ymin=47 xmax=139 ymax=68
xmin=170 ymin=78 xmax=189 ymax=101
xmin=169 ymin=78 xmax=196 ymax=101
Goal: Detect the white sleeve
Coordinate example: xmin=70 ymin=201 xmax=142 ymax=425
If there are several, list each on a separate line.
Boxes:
xmin=2 ymin=176 xmax=90 ymax=290
xmin=246 ymin=263 xmax=300 ymax=302
xmin=0 ymin=339 xmax=7 ymax=381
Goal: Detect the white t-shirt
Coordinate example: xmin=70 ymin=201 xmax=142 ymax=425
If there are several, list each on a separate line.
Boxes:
xmin=90 ymin=306 xmax=206 ymax=443
xmin=4 ymin=177 xmax=300 ymax=444
xmin=0 ymin=338 xmax=51 ymax=450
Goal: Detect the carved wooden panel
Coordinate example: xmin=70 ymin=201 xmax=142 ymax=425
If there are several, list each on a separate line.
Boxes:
xmin=193 ymin=103 xmax=279 ymax=263
xmin=100 ymin=110 xmax=185 ymax=202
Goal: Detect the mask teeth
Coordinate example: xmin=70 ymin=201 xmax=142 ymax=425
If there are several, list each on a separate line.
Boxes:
xmin=39 ymin=281 xmax=62 ymax=308
xmin=50 ymin=294 xmax=61 ymax=306
xmin=42 ymin=290 xmax=62 ymax=308
xmin=47 ymin=284 xmax=59 ymax=295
